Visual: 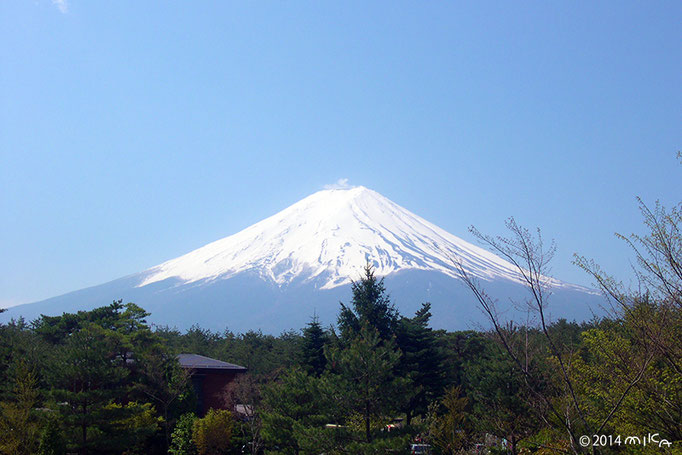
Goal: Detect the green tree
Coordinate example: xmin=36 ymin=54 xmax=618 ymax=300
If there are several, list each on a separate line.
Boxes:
xmin=214 ymin=329 xmax=302 ymax=376
xmin=192 ymin=409 xmax=234 ymax=455
xmin=439 ymin=330 xmax=489 ymax=389
xmin=326 ymin=327 xmax=405 ymax=443
xmin=429 ymin=386 xmax=468 ymax=455
xmin=38 ymin=416 xmax=67 ymax=455
xmin=0 ymin=362 xmax=40 ymax=455
xmin=32 ymin=301 xmax=179 ymax=454
xmin=135 ymin=344 xmax=193 ymax=448
xmin=464 ymin=340 xmax=539 ymax=455
xmin=261 ymin=368 xmax=330 ymax=454
xmin=300 ymin=315 xmax=329 ymax=376
xmin=34 ymin=300 xmax=133 ymax=345
xmin=572 ymin=315 xmax=682 ymax=442
xmin=99 ymin=401 xmax=162 ymax=454
xmin=178 ymin=326 xmax=221 ymax=358
xmin=0 ymin=318 xmax=51 ymax=402
xmin=338 ymin=264 xmax=399 ymax=342
xmin=169 ymin=413 xmax=198 ymax=455
xmin=49 ymin=323 xmax=129 ymax=454
xmin=395 ymin=303 xmax=446 ymax=425
xmin=574 ymin=159 xmax=682 ymax=445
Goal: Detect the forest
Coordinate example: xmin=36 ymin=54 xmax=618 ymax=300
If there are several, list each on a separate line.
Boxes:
xmin=1 ymin=186 xmax=680 ymax=455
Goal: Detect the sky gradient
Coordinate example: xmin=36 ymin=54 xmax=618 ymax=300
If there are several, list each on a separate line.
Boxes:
xmin=1 ymin=1 xmax=680 ymax=308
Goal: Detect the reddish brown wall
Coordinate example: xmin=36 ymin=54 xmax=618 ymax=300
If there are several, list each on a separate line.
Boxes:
xmin=192 ymin=369 xmax=244 ymax=415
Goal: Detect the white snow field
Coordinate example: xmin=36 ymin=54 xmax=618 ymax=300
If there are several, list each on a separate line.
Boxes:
xmin=138 ymin=186 xmax=580 ymax=291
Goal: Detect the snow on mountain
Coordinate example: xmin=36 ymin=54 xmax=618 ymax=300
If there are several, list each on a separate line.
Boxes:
xmin=2 ymin=186 xmax=599 ymax=332
xmin=138 ymin=186 xmax=556 ymax=291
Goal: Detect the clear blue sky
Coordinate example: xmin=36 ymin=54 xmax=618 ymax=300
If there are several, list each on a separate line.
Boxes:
xmin=1 ymin=1 xmax=680 ymax=308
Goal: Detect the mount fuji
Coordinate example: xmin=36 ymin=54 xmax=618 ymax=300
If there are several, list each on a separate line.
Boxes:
xmin=2 ymin=186 xmax=601 ymax=332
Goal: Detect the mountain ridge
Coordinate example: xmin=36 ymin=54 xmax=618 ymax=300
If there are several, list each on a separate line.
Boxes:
xmin=1 ymin=186 xmax=601 ymax=332
xmin=136 ymin=185 xmax=580 ymax=291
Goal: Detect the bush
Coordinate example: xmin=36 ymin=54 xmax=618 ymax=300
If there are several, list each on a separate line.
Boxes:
xmin=169 ymin=413 xmax=198 ymax=455
xmin=192 ymin=409 xmax=234 ymax=455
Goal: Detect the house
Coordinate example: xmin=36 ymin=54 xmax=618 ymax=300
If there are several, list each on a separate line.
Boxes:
xmin=178 ymin=353 xmax=247 ymax=415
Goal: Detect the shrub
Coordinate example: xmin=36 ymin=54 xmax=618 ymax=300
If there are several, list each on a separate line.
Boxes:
xmin=192 ymin=409 xmax=234 ymax=455
xmin=169 ymin=413 xmax=198 ymax=455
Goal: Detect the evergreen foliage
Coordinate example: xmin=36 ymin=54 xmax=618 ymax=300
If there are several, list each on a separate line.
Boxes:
xmin=326 ymin=327 xmax=406 ymax=443
xmin=37 ymin=416 xmax=67 ymax=455
xmin=300 ymin=315 xmax=328 ymax=376
xmin=261 ymin=367 xmax=332 ymax=454
xmin=395 ymin=303 xmax=446 ymax=424
xmin=338 ymin=263 xmax=399 ymax=342
xmin=464 ymin=341 xmax=539 ymax=454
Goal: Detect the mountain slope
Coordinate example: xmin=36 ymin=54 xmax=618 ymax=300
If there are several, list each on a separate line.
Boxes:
xmin=138 ymin=186 xmax=566 ymax=290
xmin=2 ymin=186 xmax=601 ymax=332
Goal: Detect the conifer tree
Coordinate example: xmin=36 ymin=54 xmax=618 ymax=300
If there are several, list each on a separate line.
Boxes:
xmin=49 ymin=323 xmax=129 ymax=454
xmin=261 ymin=368 xmax=330 ymax=454
xmin=464 ymin=341 xmax=538 ymax=455
xmin=300 ymin=315 xmax=328 ymax=376
xmin=38 ymin=417 xmax=67 ymax=455
xmin=396 ymin=303 xmax=446 ymax=425
xmin=338 ymin=264 xmax=399 ymax=342
xmin=326 ymin=327 xmax=406 ymax=443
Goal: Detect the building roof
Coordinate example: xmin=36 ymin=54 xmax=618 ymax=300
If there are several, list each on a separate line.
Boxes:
xmin=177 ymin=353 xmax=247 ymax=371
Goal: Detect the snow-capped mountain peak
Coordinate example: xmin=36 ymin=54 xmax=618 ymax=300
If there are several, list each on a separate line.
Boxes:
xmin=3 ymin=185 xmax=601 ymax=333
xmin=137 ymin=186 xmax=530 ymax=290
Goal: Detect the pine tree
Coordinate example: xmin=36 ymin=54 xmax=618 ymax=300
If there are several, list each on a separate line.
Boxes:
xmin=45 ymin=303 xmax=167 ymax=454
xmin=49 ymin=323 xmax=129 ymax=454
xmin=338 ymin=264 xmax=399 ymax=342
xmin=38 ymin=417 xmax=67 ymax=455
xmin=326 ymin=327 xmax=406 ymax=443
xmin=395 ymin=303 xmax=446 ymax=425
xmin=301 ymin=315 xmax=328 ymax=376
xmin=261 ymin=368 xmax=329 ymax=454
xmin=464 ymin=341 xmax=538 ymax=455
